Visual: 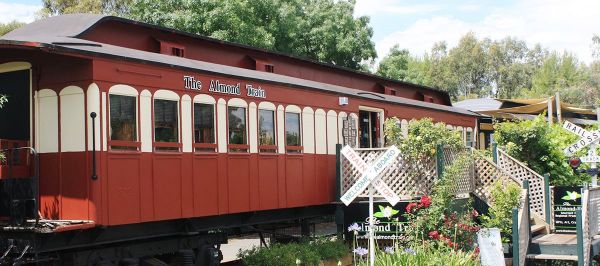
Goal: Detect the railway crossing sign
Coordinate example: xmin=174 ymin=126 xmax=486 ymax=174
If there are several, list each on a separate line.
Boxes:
xmin=563 ymin=121 xmax=599 ymax=186
xmin=340 ymin=145 xmax=401 ymax=266
xmin=340 ymin=145 xmax=401 ymax=206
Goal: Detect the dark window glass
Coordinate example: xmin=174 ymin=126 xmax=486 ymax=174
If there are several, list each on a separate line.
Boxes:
xmin=154 ymin=99 xmax=178 ymax=142
xmin=259 ymin=110 xmax=275 ymax=146
xmin=228 ymin=106 xmax=247 ymax=145
xmin=109 ymin=95 xmax=136 ymax=141
xmin=194 ymin=103 xmax=215 ymax=143
xmin=285 ymin=112 xmax=301 ymax=146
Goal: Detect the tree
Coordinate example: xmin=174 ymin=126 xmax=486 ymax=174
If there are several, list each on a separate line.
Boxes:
xmin=376 ymin=45 xmax=411 ymax=80
xmin=39 ymin=0 xmax=131 ymax=16
xmin=0 ymin=21 xmax=25 ymax=36
xmin=126 ymin=0 xmax=376 ymax=70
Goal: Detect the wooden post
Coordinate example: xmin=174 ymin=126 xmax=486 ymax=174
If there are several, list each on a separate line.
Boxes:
xmin=576 ymin=209 xmax=584 ymax=266
xmin=492 ymin=143 xmax=498 ymax=164
xmin=543 ymin=174 xmax=552 ymax=226
xmin=512 ymin=208 xmax=519 ymax=266
xmin=335 ymin=144 xmax=342 ymax=199
xmin=555 ymin=92 xmax=562 ymax=123
xmin=596 ymin=107 xmax=599 ymax=124
xmin=547 ymin=96 xmax=554 ymax=125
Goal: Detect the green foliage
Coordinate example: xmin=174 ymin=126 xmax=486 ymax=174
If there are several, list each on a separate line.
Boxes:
xmin=238 ymin=238 xmax=348 ymax=266
xmin=480 ymin=180 xmax=521 ymax=243
xmin=384 ymin=117 xmax=463 ymax=158
xmin=39 ymin=0 xmax=131 ymax=16
xmin=0 ymin=21 xmax=25 ymax=36
xmin=126 ymin=0 xmax=376 ymax=70
xmin=493 ymin=115 xmax=588 ymax=185
xmin=357 ymin=246 xmax=481 ymax=266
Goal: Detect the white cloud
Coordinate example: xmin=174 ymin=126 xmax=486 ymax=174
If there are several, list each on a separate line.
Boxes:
xmin=376 ymin=0 xmax=600 ymax=63
xmin=0 ymin=2 xmax=41 ymax=24
xmin=355 ymin=0 xmax=440 ymax=17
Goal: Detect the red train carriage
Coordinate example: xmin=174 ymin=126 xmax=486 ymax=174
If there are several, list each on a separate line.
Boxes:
xmin=0 ymin=14 xmax=480 ymax=265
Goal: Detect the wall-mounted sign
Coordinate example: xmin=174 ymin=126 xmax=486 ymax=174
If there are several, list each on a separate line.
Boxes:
xmin=343 ymin=117 xmax=357 ymax=148
xmin=245 ymin=84 xmax=266 ymax=98
xmin=553 ymin=186 xmax=582 ymax=234
xmin=209 ymin=80 xmax=240 ymax=96
xmin=183 ymin=75 xmax=202 ymax=90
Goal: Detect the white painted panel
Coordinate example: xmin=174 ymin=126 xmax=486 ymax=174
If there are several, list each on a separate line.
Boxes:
xmin=315 ymin=109 xmax=327 ymax=154
xmin=277 ymin=105 xmax=285 ymax=154
xmin=193 ymin=94 xmax=216 ymax=104
xmin=109 ymin=84 xmax=138 ymax=96
xmin=258 ymin=101 xmax=276 ymax=111
xmin=302 ymin=107 xmax=315 ymax=154
xmin=154 ymin=89 xmax=179 ymax=100
xmin=337 ymin=112 xmax=347 ymax=144
xmin=140 ymin=90 xmax=152 ymax=152
xmin=36 ymin=89 xmax=58 ymax=153
xmin=181 ymin=95 xmax=192 ymax=152
xmin=217 ymin=99 xmax=227 ymax=153
xmin=401 ymin=119 xmax=409 ymax=138
xmin=87 ymin=83 xmax=101 ymax=151
xmin=326 ymin=110 xmax=337 ymax=154
xmin=285 ymin=105 xmax=301 ymax=113
xmin=228 ymin=98 xmax=248 ymax=108
xmin=102 ymin=92 xmax=107 ymax=151
xmin=249 ymin=102 xmax=258 ymax=153
xmin=60 ymin=86 xmax=85 ymax=152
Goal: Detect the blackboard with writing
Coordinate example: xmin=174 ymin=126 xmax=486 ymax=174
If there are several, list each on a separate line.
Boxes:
xmin=553 ymin=186 xmax=583 ymax=234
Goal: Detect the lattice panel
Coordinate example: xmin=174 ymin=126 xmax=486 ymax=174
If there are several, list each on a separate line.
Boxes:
xmin=340 ymin=148 xmax=437 ymax=199
xmin=473 ymin=154 xmax=515 ymax=203
xmin=497 ymin=149 xmax=546 ymax=220
xmin=587 ymin=188 xmax=600 ymax=237
xmin=443 ymin=147 xmax=474 ymax=194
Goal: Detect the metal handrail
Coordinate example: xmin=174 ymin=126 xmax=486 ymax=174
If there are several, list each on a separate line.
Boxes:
xmin=0 ymin=146 xmax=39 ymax=225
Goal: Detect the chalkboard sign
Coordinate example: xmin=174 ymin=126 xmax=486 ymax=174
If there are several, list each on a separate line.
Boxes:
xmin=553 ymin=186 xmax=583 ymax=234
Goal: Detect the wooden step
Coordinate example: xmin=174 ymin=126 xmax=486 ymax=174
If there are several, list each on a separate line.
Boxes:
xmin=531 ymin=224 xmax=546 ymax=235
xmin=529 ymin=234 xmax=578 ymax=256
xmin=526 ymin=254 xmax=578 ymax=261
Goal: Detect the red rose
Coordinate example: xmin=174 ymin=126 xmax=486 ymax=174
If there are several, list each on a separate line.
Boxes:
xmin=472 ymin=209 xmax=479 ymax=218
xmin=405 ymin=202 xmax=418 ymax=213
xmin=428 ymin=230 xmax=440 ymax=240
xmin=419 ymin=196 xmax=431 ymax=208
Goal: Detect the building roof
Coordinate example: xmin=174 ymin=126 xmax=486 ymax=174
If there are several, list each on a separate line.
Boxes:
xmin=453 ymin=98 xmax=502 ymax=112
xmin=0 ymin=14 xmax=480 ymax=117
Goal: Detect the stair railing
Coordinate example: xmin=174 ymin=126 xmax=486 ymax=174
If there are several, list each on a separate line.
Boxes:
xmin=512 ymin=183 xmax=531 ymax=266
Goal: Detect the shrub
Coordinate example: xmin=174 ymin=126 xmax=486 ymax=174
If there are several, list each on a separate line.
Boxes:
xmin=356 ymin=244 xmax=481 ymax=266
xmin=238 ymin=238 xmax=348 ymax=266
xmin=494 ymin=114 xmax=590 ymax=185
xmin=479 ymin=180 xmax=522 ymax=243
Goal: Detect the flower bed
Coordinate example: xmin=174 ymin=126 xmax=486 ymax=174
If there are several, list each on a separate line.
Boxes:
xmin=238 ymin=238 xmax=348 ymax=266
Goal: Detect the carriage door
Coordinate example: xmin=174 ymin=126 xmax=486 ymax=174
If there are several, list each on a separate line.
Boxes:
xmin=358 ymin=108 xmax=383 ymax=148
xmin=0 ymin=63 xmax=31 ymax=178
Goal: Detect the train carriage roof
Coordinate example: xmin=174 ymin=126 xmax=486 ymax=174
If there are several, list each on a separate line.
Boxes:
xmin=0 ymin=14 xmax=480 ymax=117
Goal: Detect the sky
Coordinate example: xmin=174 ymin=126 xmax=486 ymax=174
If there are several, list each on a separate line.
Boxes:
xmin=1 ymin=0 xmax=599 ymax=63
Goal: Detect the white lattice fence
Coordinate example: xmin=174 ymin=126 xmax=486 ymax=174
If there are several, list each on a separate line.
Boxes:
xmin=340 ymin=148 xmax=437 ymax=199
xmin=587 ymin=187 xmax=600 ymax=237
xmin=497 ymin=149 xmax=546 ymax=221
xmin=443 ymin=147 xmax=474 ymax=195
xmin=472 ymin=150 xmax=517 ymax=203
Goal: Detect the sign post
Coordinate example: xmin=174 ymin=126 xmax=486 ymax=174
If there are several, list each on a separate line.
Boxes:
xmin=562 ymin=121 xmax=600 ymax=186
xmin=340 ymin=145 xmax=401 ymax=266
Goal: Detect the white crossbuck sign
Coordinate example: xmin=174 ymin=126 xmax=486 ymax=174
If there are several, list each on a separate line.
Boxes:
xmin=340 ymin=145 xmax=401 ymax=206
xmin=563 ymin=121 xmax=600 ymax=157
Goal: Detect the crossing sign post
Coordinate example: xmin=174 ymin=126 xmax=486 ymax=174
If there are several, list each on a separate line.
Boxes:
xmin=563 ymin=121 xmax=599 ymax=186
xmin=340 ymin=145 xmax=401 ymax=266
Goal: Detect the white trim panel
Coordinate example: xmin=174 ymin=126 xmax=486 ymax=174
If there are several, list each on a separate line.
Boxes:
xmin=249 ymin=102 xmax=258 ymax=153
xmin=35 ymin=89 xmax=58 ymax=153
xmin=87 ymin=83 xmax=101 ymax=151
xmin=60 ymin=86 xmax=85 ymax=152
xmin=140 ymin=90 xmax=152 ymax=152
xmin=181 ymin=95 xmax=192 ymax=152
xmin=326 ymin=110 xmax=337 ymax=154
xmin=314 ymin=109 xmax=327 ymax=154
xmin=217 ymin=99 xmax=227 ymax=153
xmin=302 ymin=107 xmax=315 ymax=154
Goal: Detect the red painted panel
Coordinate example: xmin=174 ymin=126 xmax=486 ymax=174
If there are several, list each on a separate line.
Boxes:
xmin=139 ymin=153 xmax=154 ymax=221
xmin=257 ymin=156 xmax=278 ymax=210
xmin=59 ymin=152 xmax=89 ymax=220
xmin=153 ymin=155 xmax=182 ymax=220
xmin=302 ymin=154 xmax=317 ymax=205
xmin=315 ymin=155 xmax=330 ymax=204
xmin=285 ymin=156 xmax=303 ymax=207
xmin=277 ymin=156 xmax=286 ymax=208
xmin=249 ymin=154 xmax=260 ymax=211
xmin=192 ymin=156 xmax=219 ymax=216
xmin=106 ymin=155 xmax=141 ymax=225
xmin=39 ymin=153 xmax=60 ymax=220
xmin=217 ymin=154 xmax=228 ymax=214
xmin=181 ymin=153 xmax=194 ymax=217
xmin=227 ymin=156 xmax=250 ymax=213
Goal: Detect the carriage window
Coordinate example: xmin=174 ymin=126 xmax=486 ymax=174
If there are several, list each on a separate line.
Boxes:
xmin=466 ymin=131 xmax=473 ymax=147
xmin=154 ymin=99 xmax=179 ymax=145
xmin=109 ymin=95 xmax=137 ymax=142
xmin=228 ymin=106 xmax=247 ymax=151
xmin=259 ymin=109 xmax=276 ymax=152
xmin=285 ymin=112 xmax=301 ymax=153
xmin=194 ymin=103 xmax=215 ymax=143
